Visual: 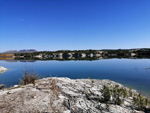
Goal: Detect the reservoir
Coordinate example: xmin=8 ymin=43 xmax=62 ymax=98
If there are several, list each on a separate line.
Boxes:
xmin=0 ymin=58 xmax=150 ymax=96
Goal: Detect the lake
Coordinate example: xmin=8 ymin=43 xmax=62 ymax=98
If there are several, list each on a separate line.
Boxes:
xmin=0 ymin=59 xmax=150 ymax=97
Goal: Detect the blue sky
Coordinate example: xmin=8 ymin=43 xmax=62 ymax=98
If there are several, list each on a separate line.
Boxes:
xmin=0 ymin=0 xmax=150 ymax=52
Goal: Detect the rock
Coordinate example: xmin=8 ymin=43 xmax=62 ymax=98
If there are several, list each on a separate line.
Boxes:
xmin=0 ymin=77 xmax=148 ymax=113
xmin=14 ymin=85 xmax=19 ymax=88
xmin=0 ymin=66 xmax=8 ymax=74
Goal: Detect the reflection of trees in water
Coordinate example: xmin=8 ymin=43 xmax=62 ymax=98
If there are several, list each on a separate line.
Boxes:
xmin=1 ymin=60 xmax=37 ymax=63
xmin=19 ymin=60 xmax=37 ymax=62
xmin=146 ymin=67 xmax=150 ymax=70
xmin=14 ymin=55 xmax=150 ymax=61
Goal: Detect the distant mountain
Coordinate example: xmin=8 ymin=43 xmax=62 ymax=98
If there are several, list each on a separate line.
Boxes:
xmin=3 ymin=50 xmax=18 ymax=54
xmin=18 ymin=49 xmax=37 ymax=53
xmin=1 ymin=49 xmax=37 ymax=54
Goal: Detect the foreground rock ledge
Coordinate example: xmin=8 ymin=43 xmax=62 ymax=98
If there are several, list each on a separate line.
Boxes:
xmin=0 ymin=66 xmax=8 ymax=74
xmin=0 ymin=77 xmax=147 ymax=113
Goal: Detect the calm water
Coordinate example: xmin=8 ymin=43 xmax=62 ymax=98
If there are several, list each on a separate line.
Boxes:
xmin=0 ymin=59 xmax=150 ymax=96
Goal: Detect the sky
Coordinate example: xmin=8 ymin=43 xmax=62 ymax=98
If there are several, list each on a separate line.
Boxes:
xmin=0 ymin=0 xmax=150 ymax=52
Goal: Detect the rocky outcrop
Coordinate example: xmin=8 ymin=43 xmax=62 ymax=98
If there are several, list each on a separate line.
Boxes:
xmin=0 ymin=77 xmax=149 ymax=113
xmin=0 ymin=66 xmax=8 ymax=74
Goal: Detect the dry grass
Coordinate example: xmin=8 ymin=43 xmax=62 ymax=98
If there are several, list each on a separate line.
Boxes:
xmin=0 ymin=54 xmax=14 ymax=59
xmin=50 ymin=79 xmax=58 ymax=94
xmin=49 ymin=79 xmax=60 ymax=113
xmin=20 ymin=70 xmax=39 ymax=85
xmin=0 ymin=54 xmax=14 ymax=57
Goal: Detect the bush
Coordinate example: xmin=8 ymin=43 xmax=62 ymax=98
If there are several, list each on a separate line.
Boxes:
xmin=102 ymin=85 xmax=111 ymax=104
xmin=128 ymin=87 xmax=132 ymax=97
xmin=102 ymin=84 xmax=128 ymax=105
xmin=0 ymin=84 xmax=5 ymax=90
xmin=111 ymin=85 xmax=126 ymax=105
xmin=20 ymin=70 xmax=39 ymax=85
xmin=88 ymin=77 xmax=94 ymax=87
xmin=133 ymin=93 xmax=150 ymax=111
xmin=101 ymin=83 xmax=150 ymax=111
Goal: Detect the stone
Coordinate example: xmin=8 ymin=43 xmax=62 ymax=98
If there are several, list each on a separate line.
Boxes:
xmin=0 ymin=66 xmax=8 ymax=74
xmin=0 ymin=77 xmax=148 ymax=113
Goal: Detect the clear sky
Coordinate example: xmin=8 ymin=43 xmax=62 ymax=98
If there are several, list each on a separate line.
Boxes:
xmin=0 ymin=0 xmax=150 ymax=52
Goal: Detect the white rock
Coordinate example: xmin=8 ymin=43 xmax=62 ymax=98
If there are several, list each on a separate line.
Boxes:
xmin=14 ymin=85 xmax=19 ymax=88
xmin=0 ymin=77 xmax=146 ymax=113
xmin=0 ymin=66 xmax=8 ymax=74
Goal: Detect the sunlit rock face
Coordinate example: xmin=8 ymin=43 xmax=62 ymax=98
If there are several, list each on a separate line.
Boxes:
xmin=0 ymin=77 xmax=148 ymax=113
xmin=0 ymin=66 xmax=8 ymax=74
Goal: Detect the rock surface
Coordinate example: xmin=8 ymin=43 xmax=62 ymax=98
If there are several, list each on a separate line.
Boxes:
xmin=0 ymin=77 xmax=148 ymax=113
xmin=0 ymin=66 xmax=8 ymax=74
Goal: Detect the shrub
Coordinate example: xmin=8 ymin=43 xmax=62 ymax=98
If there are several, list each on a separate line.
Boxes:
xmin=128 ymin=87 xmax=133 ymax=97
xmin=101 ymin=84 xmax=150 ymax=111
xmin=102 ymin=85 xmax=111 ymax=104
xmin=102 ymin=84 xmax=128 ymax=105
xmin=111 ymin=85 xmax=126 ymax=105
xmin=88 ymin=77 xmax=94 ymax=87
xmin=0 ymin=84 xmax=5 ymax=90
xmin=133 ymin=93 xmax=150 ymax=111
xmin=20 ymin=70 xmax=39 ymax=85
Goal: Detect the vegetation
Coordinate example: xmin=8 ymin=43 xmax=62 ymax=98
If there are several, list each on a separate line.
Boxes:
xmin=0 ymin=84 xmax=5 ymax=90
xmin=102 ymin=85 xmax=128 ymax=105
xmin=88 ymin=77 xmax=94 ymax=87
xmin=19 ymin=70 xmax=39 ymax=85
xmin=0 ymin=54 xmax=14 ymax=60
xmin=13 ymin=48 xmax=150 ymax=61
xmin=102 ymin=85 xmax=111 ymax=104
xmin=101 ymin=84 xmax=150 ymax=111
xmin=128 ymin=87 xmax=133 ymax=97
xmin=133 ymin=93 xmax=150 ymax=111
xmin=0 ymin=54 xmax=14 ymax=57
